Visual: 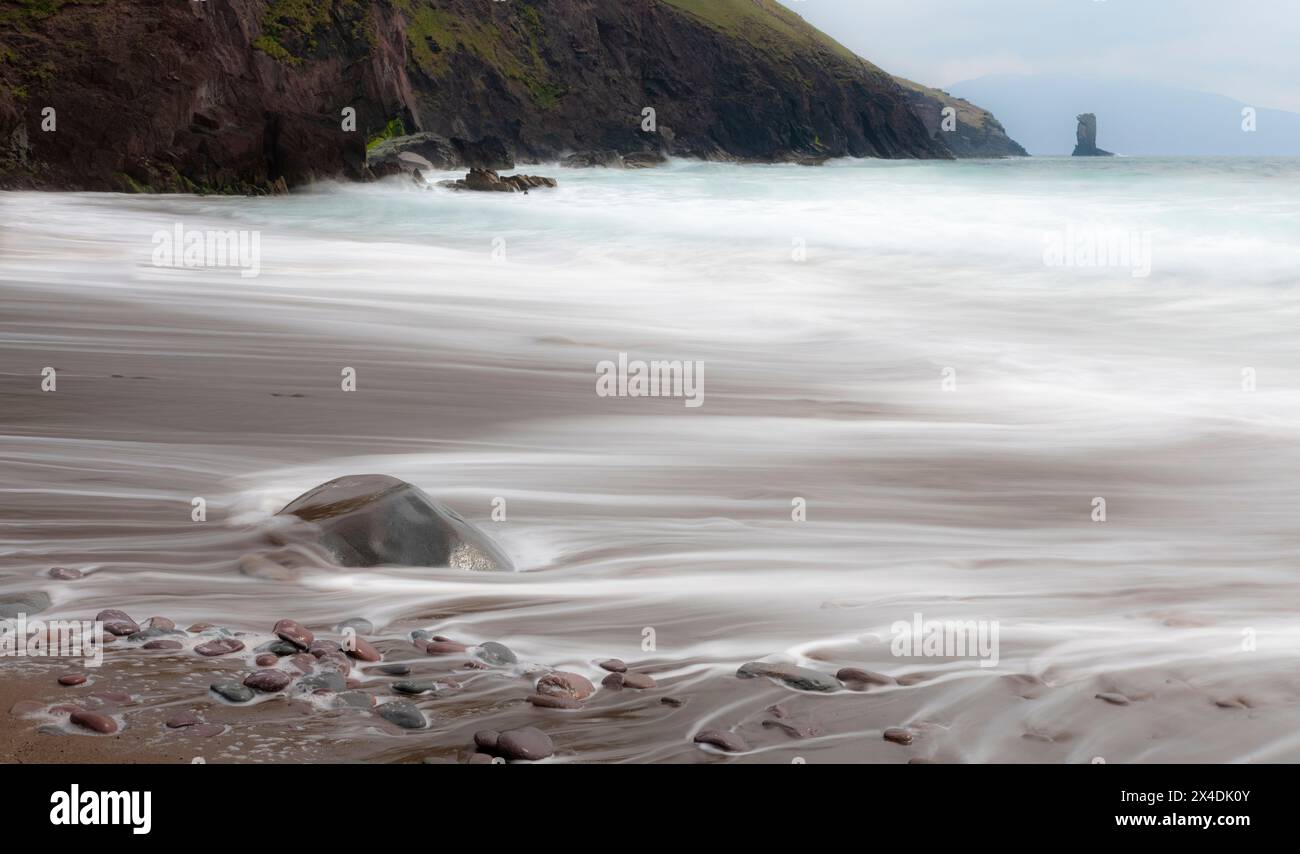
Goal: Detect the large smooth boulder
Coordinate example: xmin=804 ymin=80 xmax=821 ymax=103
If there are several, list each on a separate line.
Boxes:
xmin=276 ymin=475 xmax=513 ymax=571
xmin=367 ymin=132 xmax=458 ymax=178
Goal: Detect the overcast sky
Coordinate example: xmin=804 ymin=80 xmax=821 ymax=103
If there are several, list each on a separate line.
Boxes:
xmin=794 ymin=0 xmax=1300 ymax=112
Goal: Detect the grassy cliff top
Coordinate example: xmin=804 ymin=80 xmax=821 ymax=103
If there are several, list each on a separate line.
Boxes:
xmin=658 ymin=0 xmax=883 ymax=72
xmin=893 ymin=76 xmax=993 ymax=129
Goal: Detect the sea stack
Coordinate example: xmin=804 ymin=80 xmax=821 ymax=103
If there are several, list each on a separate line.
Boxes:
xmin=1071 ymin=113 xmax=1114 ymax=156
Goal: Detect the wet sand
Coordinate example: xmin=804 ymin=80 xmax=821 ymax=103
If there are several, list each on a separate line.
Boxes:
xmin=4 ymin=161 xmax=1300 ymax=763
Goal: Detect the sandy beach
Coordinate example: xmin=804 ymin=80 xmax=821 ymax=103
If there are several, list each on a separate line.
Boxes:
xmin=4 ymin=159 xmax=1300 ymax=763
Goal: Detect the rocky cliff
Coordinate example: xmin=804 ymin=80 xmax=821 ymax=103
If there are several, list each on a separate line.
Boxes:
xmin=1 ymin=0 xmax=986 ymax=191
xmin=893 ymin=77 xmax=1027 ymax=158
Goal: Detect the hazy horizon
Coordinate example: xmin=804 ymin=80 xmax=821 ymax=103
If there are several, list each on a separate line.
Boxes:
xmin=797 ymin=0 xmax=1300 ymax=114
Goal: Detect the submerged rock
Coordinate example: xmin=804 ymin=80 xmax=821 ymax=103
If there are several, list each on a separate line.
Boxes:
xmin=475 ymin=641 xmax=517 ymax=666
xmin=376 ymin=701 xmax=425 ymax=729
xmin=276 ymin=474 xmax=513 ymax=571
xmin=0 ymin=592 xmax=51 ymax=618
xmin=694 ymin=730 xmax=747 ymax=753
xmin=210 ymin=680 xmax=254 ymax=703
xmin=736 ymin=661 xmax=840 ymax=692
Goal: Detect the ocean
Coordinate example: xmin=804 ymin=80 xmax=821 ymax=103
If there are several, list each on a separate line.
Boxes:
xmin=2 ymin=156 xmax=1299 ymax=762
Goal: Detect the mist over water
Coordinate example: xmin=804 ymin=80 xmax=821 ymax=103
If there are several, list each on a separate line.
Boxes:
xmin=3 ymin=157 xmax=1300 ymax=762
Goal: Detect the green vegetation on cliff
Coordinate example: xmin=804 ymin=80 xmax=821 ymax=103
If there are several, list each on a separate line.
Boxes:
xmin=659 ymin=0 xmax=872 ymax=69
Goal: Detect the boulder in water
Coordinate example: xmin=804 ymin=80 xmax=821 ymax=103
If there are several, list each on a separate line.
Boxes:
xmin=276 ymin=475 xmax=513 ymax=571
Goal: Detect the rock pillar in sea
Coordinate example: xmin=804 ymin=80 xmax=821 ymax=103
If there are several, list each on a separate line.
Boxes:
xmin=1071 ymin=113 xmax=1114 ymax=156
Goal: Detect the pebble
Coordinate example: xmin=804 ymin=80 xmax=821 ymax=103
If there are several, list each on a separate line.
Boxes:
xmin=424 ymin=640 xmax=467 ymax=655
xmin=474 ymin=730 xmax=500 ymax=751
xmin=375 ymin=664 xmax=410 ymax=676
xmin=289 ymin=653 xmax=316 ymax=673
xmin=376 ymin=701 xmax=425 ymax=729
xmin=70 ymin=710 xmax=118 ymax=734
xmin=309 ymin=640 xmax=342 ymax=658
xmin=255 ymin=653 xmax=279 ymax=667
xmin=96 ymin=609 xmax=139 ymax=636
xmin=244 ymin=670 xmax=293 ymax=692
xmin=58 ymin=673 xmax=88 ymax=686
xmin=660 ymin=697 xmax=685 ymax=707
xmin=476 ymin=641 xmax=517 ymax=666
xmin=762 ymin=719 xmax=824 ymax=739
xmin=622 ymin=672 xmax=657 ymax=689
xmin=736 ymin=661 xmax=840 ymax=692
xmin=693 ymin=730 xmax=747 ymax=753
xmin=317 ymin=651 xmax=352 ymax=675
xmin=599 ymin=658 xmax=628 ymax=673
xmin=347 ymin=638 xmax=382 ymax=662
xmin=210 ymin=680 xmax=255 ymax=703
xmin=298 ymin=673 xmax=347 ymax=693
xmin=127 ymin=626 xmax=180 ymax=642
xmin=195 ymin=638 xmax=245 ymax=657
xmin=166 ymin=711 xmax=200 ymax=728
xmin=337 ymin=618 xmax=374 ymax=634
xmin=48 ymin=566 xmax=83 ymax=580
xmin=835 ymin=667 xmax=894 ymax=687
xmin=147 ymin=616 xmax=176 ymax=630
xmin=142 ymin=640 xmax=183 ymax=651
xmin=392 ymin=680 xmax=440 ymax=696
xmin=883 ymin=727 xmax=914 ymax=745
xmin=255 ymin=640 xmax=298 ymax=656
xmin=495 ymin=727 xmax=554 ymax=761
xmin=527 ymin=694 xmax=583 ymax=710
xmin=536 ymin=671 xmax=595 ymax=701
xmin=1095 ymin=693 xmax=1130 ymax=706
xmin=601 ymin=673 xmax=625 ymax=689
xmin=187 ymin=622 xmax=214 ymax=632
xmin=273 ymin=618 xmax=314 ymax=650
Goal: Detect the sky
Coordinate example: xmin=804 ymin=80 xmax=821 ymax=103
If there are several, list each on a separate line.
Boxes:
xmin=794 ymin=0 xmax=1300 ymax=113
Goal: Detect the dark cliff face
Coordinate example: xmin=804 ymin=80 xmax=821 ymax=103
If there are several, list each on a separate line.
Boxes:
xmin=0 ymin=0 xmax=951 ymax=192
